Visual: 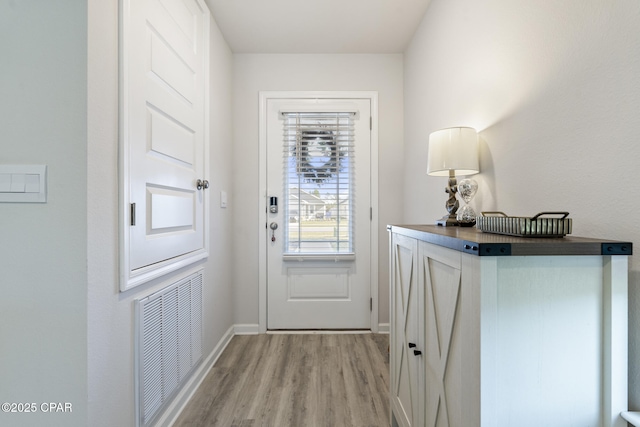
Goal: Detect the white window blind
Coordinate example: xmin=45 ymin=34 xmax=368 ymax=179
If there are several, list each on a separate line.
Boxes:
xmin=281 ymin=112 xmax=356 ymax=258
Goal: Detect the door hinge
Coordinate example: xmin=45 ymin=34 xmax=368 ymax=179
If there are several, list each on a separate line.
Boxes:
xmin=130 ymin=203 xmax=136 ymax=226
xmin=370 ymin=207 xmax=373 ymax=221
xmin=370 ymin=297 xmax=373 ymax=311
xmin=370 ymin=116 xmax=372 ymax=130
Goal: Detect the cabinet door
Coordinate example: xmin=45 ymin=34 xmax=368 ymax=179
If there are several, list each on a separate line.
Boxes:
xmin=390 ymin=233 xmax=422 ymax=427
xmin=419 ymin=241 xmax=463 ymax=427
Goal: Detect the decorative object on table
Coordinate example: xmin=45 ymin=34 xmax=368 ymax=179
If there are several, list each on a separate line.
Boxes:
xmin=427 ymin=127 xmax=479 ymax=226
xmin=456 ymin=178 xmax=478 ymax=226
xmin=476 ymin=211 xmax=572 ymax=237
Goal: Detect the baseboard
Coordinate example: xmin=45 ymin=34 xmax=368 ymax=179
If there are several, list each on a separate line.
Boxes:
xmin=378 ymin=323 xmax=389 ymax=333
xmin=234 ymin=323 xmax=260 ymax=335
xmin=155 ymin=324 xmax=235 ymax=427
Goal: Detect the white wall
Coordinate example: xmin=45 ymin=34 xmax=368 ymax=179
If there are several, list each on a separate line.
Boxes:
xmin=3 ymin=2 xmax=236 ymax=427
xmin=0 ymin=1 xmax=88 ymax=426
xmin=232 ymin=54 xmax=404 ymax=328
xmin=404 ymin=0 xmax=640 ymax=411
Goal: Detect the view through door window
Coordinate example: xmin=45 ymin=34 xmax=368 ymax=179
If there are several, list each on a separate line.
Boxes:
xmin=282 ymin=112 xmax=356 ymax=255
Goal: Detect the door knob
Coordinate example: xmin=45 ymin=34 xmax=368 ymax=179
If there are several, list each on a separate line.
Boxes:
xmin=196 ymin=179 xmax=209 ymax=190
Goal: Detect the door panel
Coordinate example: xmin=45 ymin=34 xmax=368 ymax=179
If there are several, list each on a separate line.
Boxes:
xmin=287 ymin=267 xmax=351 ymax=300
xmin=266 ymin=98 xmax=371 ymax=330
xmin=148 ymin=105 xmax=196 ymax=165
xmin=147 ymin=186 xmax=194 ymax=231
xmin=391 ymin=234 xmax=421 ymax=427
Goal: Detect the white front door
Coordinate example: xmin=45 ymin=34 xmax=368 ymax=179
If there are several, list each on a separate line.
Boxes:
xmin=266 ymin=98 xmax=372 ymax=330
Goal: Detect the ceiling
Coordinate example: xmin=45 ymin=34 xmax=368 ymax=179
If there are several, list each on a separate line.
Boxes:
xmin=204 ymin=0 xmax=432 ymax=54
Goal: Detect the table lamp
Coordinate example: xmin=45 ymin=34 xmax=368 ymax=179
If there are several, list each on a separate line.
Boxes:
xmin=427 ymin=127 xmax=479 ymax=226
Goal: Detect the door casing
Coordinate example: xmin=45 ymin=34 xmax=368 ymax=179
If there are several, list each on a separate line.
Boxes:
xmin=258 ymin=91 xmax=379 ymax=333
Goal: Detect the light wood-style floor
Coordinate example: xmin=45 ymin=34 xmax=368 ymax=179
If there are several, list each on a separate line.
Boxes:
xmin=173 ymin=333 xmax=390 ymax=427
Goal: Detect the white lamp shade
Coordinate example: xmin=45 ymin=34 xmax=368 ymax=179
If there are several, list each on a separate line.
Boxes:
xmin=427 ymin=127 xmax=479 ymax=176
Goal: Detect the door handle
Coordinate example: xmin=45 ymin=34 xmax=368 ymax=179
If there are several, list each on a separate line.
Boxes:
xmin=196 ymin=179 xmax=209 ymax=190
xmin=408 ymin=342 xmax=421 ymax=356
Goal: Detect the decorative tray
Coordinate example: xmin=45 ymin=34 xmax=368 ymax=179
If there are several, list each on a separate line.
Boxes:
xmin=476 ymin=211 xmax=572 ymax=238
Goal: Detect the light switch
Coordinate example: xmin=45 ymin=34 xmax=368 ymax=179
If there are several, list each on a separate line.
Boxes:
xmin=0 ymin=173 xmax=10 ymax=192
xmin=10 ymin=173 xmax=26 ymax=192
xmin=220 ymin=190 xmax=227 ymax=208
xmin=0 ymin=165 xmax=47 ymax=203
xmin=25 ymin=174 xmax=40 ymax=193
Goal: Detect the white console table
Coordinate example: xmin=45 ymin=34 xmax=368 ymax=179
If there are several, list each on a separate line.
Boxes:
xmin=389 ymin=225 xmax=631 ymax=427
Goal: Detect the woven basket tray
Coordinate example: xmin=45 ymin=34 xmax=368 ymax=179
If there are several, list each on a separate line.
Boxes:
xmin=476 ymin=211 xmax=572 ymax=237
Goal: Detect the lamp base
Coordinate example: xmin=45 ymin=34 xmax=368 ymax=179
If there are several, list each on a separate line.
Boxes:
xmin=435 ymin=171 xmax=461 ymax=227
xmin=436 ymin=214 xmax=460 ymax=227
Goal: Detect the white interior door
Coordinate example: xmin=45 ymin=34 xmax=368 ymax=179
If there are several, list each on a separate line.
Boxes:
xmin=121 ymin=0 xmax=209 ymax=289
xmin=266 ymin=98 xmax=371 ymax=330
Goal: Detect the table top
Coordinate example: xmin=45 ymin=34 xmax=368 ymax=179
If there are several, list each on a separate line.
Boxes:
xmin=388 ymin=224 xmax=633 ymax=256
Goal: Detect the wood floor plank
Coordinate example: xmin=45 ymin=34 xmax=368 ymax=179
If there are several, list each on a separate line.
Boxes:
xmin=173 ymin=334 xmax=390 ymax=427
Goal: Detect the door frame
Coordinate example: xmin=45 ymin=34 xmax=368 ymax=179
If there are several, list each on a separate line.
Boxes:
xmin=258 ymin=91 xmax=379 ymax=333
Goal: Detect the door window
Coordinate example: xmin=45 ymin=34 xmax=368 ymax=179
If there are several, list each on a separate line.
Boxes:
xmin=281 ymin=112 xmax=356 ymax=256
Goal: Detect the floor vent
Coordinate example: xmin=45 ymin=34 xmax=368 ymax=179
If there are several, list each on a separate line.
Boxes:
xmin=135 ymin=270 xmax=203 ymax=427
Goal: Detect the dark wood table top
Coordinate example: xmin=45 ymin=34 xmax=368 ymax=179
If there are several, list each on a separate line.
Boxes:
xmin=388 ymin=224 xmax=633 ymax=256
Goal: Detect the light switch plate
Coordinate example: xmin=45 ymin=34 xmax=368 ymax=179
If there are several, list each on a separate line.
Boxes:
xmin=220 ymin=190 xmax=227 ymax=208
xmin=0 ymin=165 xmax=47 ymax=203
